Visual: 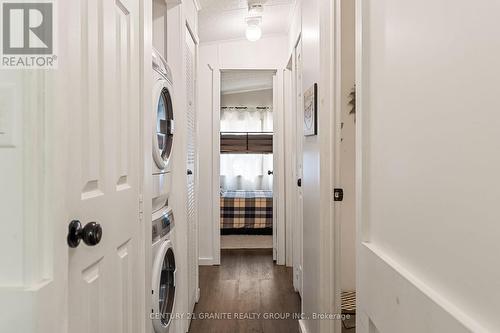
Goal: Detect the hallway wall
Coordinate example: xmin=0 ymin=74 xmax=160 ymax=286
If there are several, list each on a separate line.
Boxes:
xmin=286 ymin=1 xmax=342 ymax=331
xmin=221 ymin=89 xmax=273 ymax=107
xmin=152 ymin=0 xmax=167 ymax=57
xmin=197 ymin=36 xmax=288 ymax=265
xmin=358 ymin=0 xmax=500 ymax=332
xmin=302 ymin=0 xmax=323 ymax=329
xmin=288 ymin=0 xmax=325 ymax=332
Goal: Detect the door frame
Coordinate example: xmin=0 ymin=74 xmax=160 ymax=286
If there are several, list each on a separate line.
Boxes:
xmin=353 ymin=0 xmax=367 ymax=330
xmin=319 ymin=0 xmax=342 ymax=331
xmin=326 ymin=0 xmax=358 ymax=332
xmin=211 ymin=67 xmax=286 ymax=265
xmin=185 ymin=18 xmax=200 ymax=313
xmin=283 ymin=63 xmax=294 ymax=268
xmin=284 ymin=34 xmax=304 ymax=294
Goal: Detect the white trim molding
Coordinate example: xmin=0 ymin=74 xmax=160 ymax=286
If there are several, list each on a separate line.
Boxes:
xmin=211 ymin=67 xmax=221 ymax=265
xmin=299 ymin=319 xmax=309 ymax=333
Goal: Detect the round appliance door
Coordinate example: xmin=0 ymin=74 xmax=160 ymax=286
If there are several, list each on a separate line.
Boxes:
xmin=153 ymin=80 xmax=174 ymax=170
xmin=152 ymin=240 xmax=176 ymax=333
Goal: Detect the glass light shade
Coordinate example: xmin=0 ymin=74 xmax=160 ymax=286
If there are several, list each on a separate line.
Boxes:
xmin=245 ymin=24 xmax=262 ymax=42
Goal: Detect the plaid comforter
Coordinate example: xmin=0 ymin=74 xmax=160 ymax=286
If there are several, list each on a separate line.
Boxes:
xmin=220 ymin=190 xmax=273 ymax=229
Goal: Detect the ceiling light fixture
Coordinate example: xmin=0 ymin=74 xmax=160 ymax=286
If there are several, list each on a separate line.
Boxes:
xmin=245 ymin=4 xmax=263 ymax=42
xmin=248 ymin=3 xmax=263 ymax=16
xmin=245 ymin=16 xmax=262 ymax=42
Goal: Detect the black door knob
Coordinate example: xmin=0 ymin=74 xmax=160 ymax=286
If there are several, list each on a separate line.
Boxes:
xmin=67 ymin=220 xmax=103 ymax=248
xmin=297 ymin=178 xmax=302 ymax=187
xmin=187 ymin=169 xmax=193 ymax=175
xmin=267 ymin=170 xmax=273 ymax=175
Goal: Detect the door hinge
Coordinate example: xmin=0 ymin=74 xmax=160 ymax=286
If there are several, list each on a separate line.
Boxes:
xmin=334 ymin=188 xmax=344 ymax=202
xmin=139 ymin=194 xmax=144 ymax=221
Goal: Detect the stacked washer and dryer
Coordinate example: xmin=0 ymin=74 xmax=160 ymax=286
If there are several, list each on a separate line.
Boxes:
xmin=151 ymin=48 xmax=180 ymax=333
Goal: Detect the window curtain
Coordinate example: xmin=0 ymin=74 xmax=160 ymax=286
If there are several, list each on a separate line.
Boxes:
xmin=220 ymin=106 xmax=273 ymax=191
xmin=220 ymin=106 xmax=273 ymax=132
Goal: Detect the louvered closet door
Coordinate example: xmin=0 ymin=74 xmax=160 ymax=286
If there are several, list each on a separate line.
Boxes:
xmin=185 ymin=29 xmax=198 ymax=313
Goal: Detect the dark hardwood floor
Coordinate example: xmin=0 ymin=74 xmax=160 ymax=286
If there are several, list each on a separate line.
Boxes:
xmin=188 ymin=249 xmax=301 ymax=333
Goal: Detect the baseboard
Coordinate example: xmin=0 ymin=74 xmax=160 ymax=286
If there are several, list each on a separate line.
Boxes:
xmin=198 ymin=257 xmax=217 ymax=266
xmin=195 ymin=287 xmax=200 ymax=302
xmin=298 ymin=319 xmax=308 ymax=333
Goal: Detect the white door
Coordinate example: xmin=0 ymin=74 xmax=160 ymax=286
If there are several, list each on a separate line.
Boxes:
xmin=185 ymin=29 xmax=199 ymax=313
xmin=65 ymin=0 xmax=142 ymax=332
xmin=293 ymin=40 xmax=304 ymax=296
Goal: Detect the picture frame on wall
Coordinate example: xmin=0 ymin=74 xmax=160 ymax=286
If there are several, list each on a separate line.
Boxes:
xmin=304 ymin=83 xmax=318 ymax=136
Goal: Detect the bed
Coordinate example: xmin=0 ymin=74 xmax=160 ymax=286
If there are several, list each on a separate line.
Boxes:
xmin=220 ymin=190 xmax=273 ymax=235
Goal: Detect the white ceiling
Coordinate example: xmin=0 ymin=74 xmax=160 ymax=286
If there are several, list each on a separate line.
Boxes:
xmin=221 ymin=70 xmax=275 ymax=94
xmin=198 ymin=0 xmax=295 ymax=43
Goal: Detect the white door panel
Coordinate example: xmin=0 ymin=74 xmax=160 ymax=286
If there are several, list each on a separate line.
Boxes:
xmin=66 ymin=0 xmax=141 ymax=332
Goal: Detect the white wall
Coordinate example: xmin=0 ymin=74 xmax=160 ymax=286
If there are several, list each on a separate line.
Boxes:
xmin=197 ymin=35 xmax=288 ymax=264
xmin=221 ymin=89 xmax=273 ymax=107
xmin=293 ymin=0 xmax=323 ymax=331
xmin=358 ymin=0 xmax=500 ymax=332
xmin=152 ymin=0 xmax=167 ymax=57
xmin=288 ymin=0 xmax=339 ymax=331
xmin=288 ymin=1 xmax=302 ymax=55
xmin=183 ymin=0 xmax=199 ymax=36
xmin=200 ymin=36 xmax=288 ymax=69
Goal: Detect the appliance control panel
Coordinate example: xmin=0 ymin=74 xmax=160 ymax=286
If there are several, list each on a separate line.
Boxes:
xmin=152 ymin=208 xmax=174 ymax=243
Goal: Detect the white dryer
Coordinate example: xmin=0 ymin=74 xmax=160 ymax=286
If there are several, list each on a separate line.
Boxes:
xmin=152 ymin=49 xmax=175 ymax=212
xmin=151 ymin=206 xmax=179 ymax=333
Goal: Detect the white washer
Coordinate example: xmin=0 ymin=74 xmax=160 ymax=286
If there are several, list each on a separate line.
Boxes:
xmin=151 ymin=206 xmax=179 ymax=333
xmin=152 ymin=49 xmax=175 ymax=212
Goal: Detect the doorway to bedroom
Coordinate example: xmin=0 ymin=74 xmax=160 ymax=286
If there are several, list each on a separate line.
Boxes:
xmin=219 ymin=70 xmax=276 ymax=251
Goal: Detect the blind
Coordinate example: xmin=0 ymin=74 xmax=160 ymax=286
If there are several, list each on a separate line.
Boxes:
xmin=220 ymin=132 xmax=273 ymax=154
